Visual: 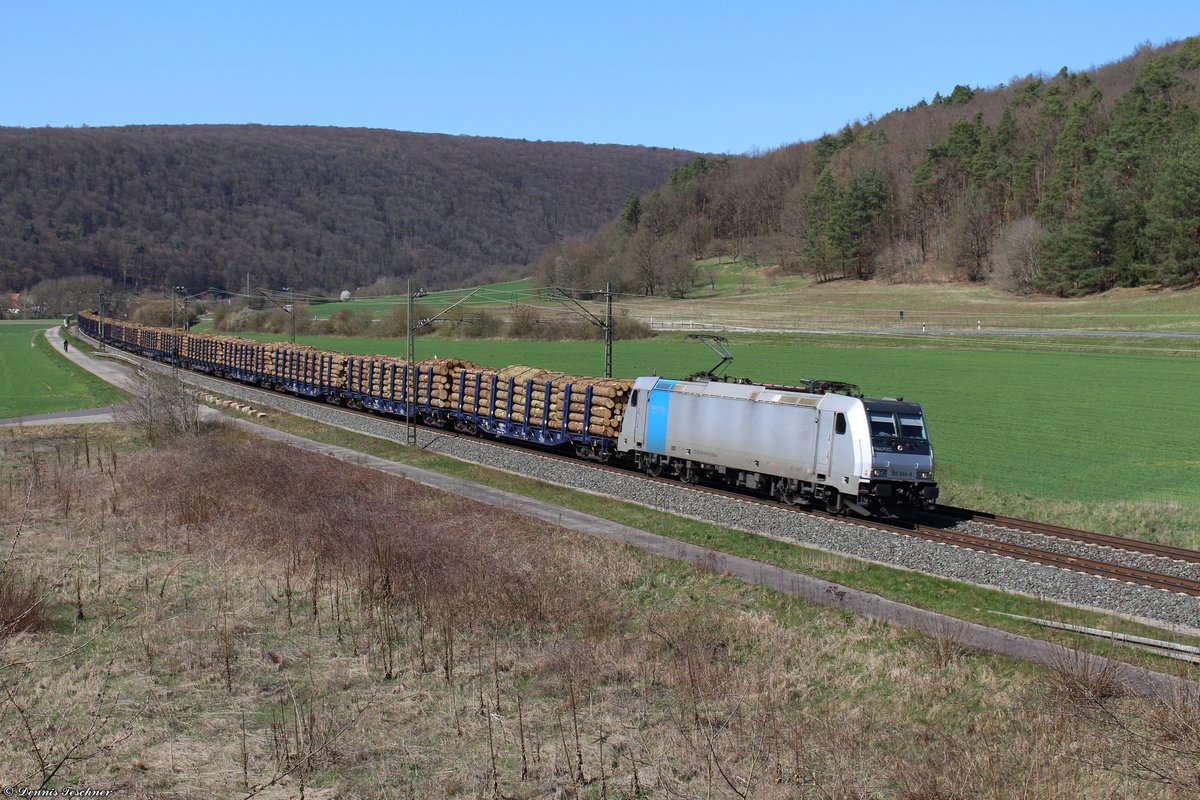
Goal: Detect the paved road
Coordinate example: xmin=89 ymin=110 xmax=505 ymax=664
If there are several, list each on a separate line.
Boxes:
xmin=0 ymin=404 xmax=122 ymax=427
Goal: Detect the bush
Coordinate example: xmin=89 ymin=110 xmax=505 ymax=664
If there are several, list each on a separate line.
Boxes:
xmin=0 ymin=569 xmax=47 ymax=638
xmin=115 ymin=372 xmax=205 ymax=444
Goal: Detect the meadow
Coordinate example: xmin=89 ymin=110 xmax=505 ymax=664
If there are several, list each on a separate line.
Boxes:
xmin=0 ymin=321 xmax=125 ymax=418
xmin=282 ymin=269 xmax=1200 ymax=332
xmin=623 ymin=269 xmax=1200 ymax=332
xmin=298 ymin=277 xmax=533 ymax=318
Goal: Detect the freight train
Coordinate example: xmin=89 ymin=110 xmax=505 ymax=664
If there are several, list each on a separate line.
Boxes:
xmin=76 ymin=311 xmax=938 ymax=516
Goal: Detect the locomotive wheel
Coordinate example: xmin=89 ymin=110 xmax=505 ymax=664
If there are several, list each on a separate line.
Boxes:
xmin=644 ymin=454 xmax=665 ymax=478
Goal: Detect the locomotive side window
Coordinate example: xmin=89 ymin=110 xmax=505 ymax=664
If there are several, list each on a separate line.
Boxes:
xmin=899 ymin=413 xmax=928 ymax=440
xmin=869 ymin=412 xmax=897 ymax=437
xmin=835 ymin=412 xmax=846 ymax=435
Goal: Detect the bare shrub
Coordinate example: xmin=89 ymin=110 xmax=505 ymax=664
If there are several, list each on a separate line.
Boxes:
xmin=457 ymin=308 xmax=503 ymax=338
xmin=612 ymin=312 xmax=653 ymax=340
xmin=1152 ymin=682 xmax=1200 ymax=750
xmin=1042 ymin=657 xmax=1200 ymax=792
xmin=874 ymin=238 xmax=928 ymax=284
xmin=1047 ymin=646 xmax=1127 ymax=704
xmin=115 ymin=372 xmax=204 ymax=444
xmin=0 ymin=568 xmax=48 ymax=638
xmin=991 ymin=216 xmax=1045 ymax=295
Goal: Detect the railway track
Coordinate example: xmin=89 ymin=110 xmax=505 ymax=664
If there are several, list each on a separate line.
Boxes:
xmin=536 ymin=453 xmax=1200 ymax=597
xmin=90 ymin=333 xmax=1200 ymax=600
xmin=935 ymin=505 xmax=1200 ymax=564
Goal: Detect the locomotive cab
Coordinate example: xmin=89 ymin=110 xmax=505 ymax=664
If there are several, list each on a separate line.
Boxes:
xmin=860 ymin=399 xmax=938 ymax=512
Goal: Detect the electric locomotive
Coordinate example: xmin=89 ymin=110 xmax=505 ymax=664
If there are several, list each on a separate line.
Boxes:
xmin=616 ymin=376 xmax=937 ymax=516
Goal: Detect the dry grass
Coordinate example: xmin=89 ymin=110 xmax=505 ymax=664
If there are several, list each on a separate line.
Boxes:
xmin=1 ymin=424 xmax=1199 ymax=797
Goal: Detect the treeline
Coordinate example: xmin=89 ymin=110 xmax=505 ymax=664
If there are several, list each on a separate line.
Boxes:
xmin=0 ymin=125 xmax=693 ymax=296
xmin=538 ymin=38 xmax=1200 ymax=296
xmin=206 ymin=303 xmax=653 ymax=342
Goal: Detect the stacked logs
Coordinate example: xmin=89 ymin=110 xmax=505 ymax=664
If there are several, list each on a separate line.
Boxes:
xmin=77 ymin=310 xmax=635 ymax=441
xmin=264 ymin=343 xmax=348 ymax=387
xmin=211 ymin=337 xmax=265 ymax=371
xmin=347 ymin=356 xmax=477 ymax=408
xmin=449 ymin=365 xmax=632 ymax=437
xmin=180 ymin=332 xmax=215 ymax=361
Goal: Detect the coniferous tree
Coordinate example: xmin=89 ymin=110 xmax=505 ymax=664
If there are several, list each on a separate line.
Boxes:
xmin=829 ymin=169 xmax=887 ymax=279
xmin=1144 ymin=127 xmax=1200 ymax=284
xmin=1040 ymin=177 xmax=1120 ymax=295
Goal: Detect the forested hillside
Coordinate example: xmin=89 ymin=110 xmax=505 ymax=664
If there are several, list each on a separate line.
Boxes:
xmin=0 ymin=126 xmax=693 ymax=295
xmin=539 ymin=38 xmax=1200 ymax=297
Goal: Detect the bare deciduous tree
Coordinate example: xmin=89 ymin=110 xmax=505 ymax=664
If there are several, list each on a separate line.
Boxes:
xmin=953 ymin=190 xmax=994 ymax=282
xmin=991 ymin=216 xmax=1045 ymax=294
xmin=115 ymin=372 xmax=204 ymax=444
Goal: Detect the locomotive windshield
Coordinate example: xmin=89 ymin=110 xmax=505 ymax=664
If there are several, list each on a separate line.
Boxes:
xmin=869 ymin=411 xmax=927 ymax=440
xmin=864 ymin=399 xmax=931 ymax=457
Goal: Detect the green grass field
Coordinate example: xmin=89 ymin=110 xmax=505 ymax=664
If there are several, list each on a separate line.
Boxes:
xmin=217 ymin=328 xmax=1200 ymax=511
xmin=0 ymin=321 xmax=126 ymax=418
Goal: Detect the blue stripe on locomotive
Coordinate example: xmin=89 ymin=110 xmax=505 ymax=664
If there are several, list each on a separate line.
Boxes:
xmin=645 ymin=379 xmax=677 ymax=454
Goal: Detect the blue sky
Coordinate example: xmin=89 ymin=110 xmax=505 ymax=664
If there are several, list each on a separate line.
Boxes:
xmin=3 ymin=1 xmax=1198 ymax=154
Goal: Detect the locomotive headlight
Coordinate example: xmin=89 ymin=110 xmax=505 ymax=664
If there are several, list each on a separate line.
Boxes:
xmin=917 ymin=469 xmax=932 ymax=480
xmin=871 ymin=468 xmax=888 ymax=478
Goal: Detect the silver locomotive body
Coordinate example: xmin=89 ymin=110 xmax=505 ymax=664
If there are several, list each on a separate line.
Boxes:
xmin=617 ymin=376 xmax=937 ymax=515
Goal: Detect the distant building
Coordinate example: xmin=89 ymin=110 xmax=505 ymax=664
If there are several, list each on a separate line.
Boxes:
xmin=6 ymin=292 xmax=20 ymax=316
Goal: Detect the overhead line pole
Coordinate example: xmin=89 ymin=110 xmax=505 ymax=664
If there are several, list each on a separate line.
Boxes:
xmin=97 ymin=289 xmax=106 ymax=351
xmin=403 ymin=283 xmax=480 ymax=448
xmin=550 ymin=284 xmax=613 ymax=378
xmin=256 ymin=288 xmax=296 ymax=342
xmin=605 ymin=281 xmax=612 ymax=379
xmin=283 ymin=286 xmax=295 ymax=342
xmin=406 ymin=277 xmax=417 ymax=447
